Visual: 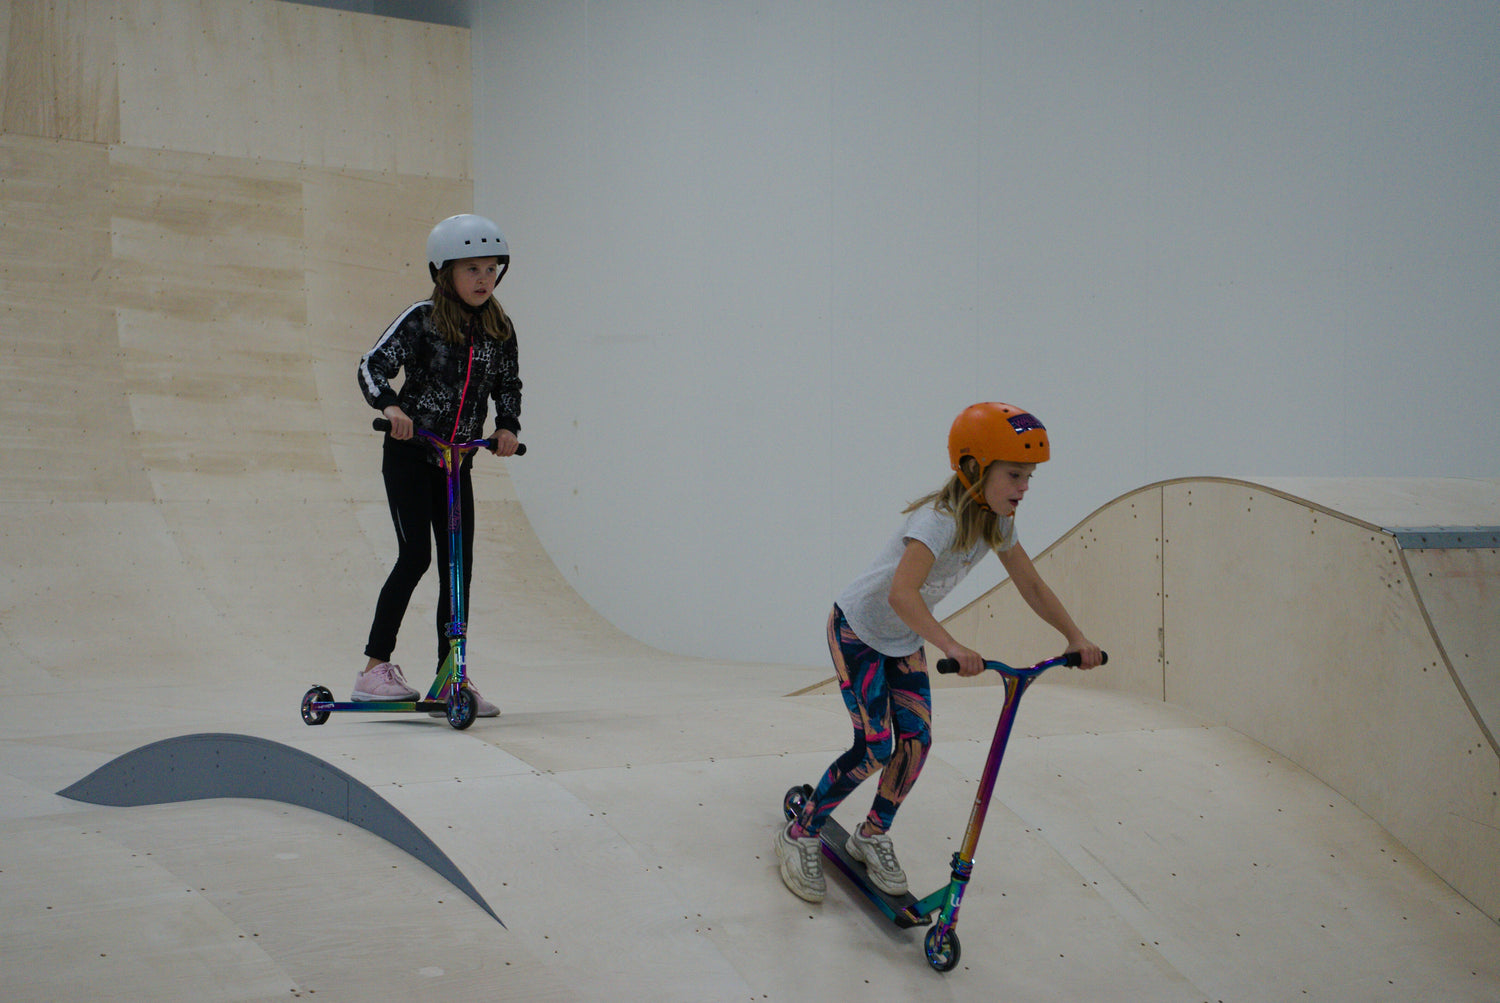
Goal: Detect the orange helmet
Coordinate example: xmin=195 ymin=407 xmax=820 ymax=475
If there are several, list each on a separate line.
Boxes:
xmin=948 ymin=403 xmax=1049 ymax=490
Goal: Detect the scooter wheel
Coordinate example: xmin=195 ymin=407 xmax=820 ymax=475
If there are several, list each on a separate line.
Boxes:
xmin=446 ymin=687 xmax=477 ymax=730
xmin=301 ymin=686 xmax=332 ymax=726
xmin=924 ymin=926 xmax=961 ymax=972
xmin=782 ymin=784 xmax=812 ymax=822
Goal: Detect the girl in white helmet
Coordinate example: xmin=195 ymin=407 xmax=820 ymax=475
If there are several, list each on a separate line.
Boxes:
xmin=352 ymin=214 xmax=522 ymax=717
xmin=775 ymin=403 xmax=1103 ymax=903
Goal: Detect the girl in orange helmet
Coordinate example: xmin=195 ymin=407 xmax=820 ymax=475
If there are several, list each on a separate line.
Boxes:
xmin=775 ymin=403 xmax=1103 ymax=903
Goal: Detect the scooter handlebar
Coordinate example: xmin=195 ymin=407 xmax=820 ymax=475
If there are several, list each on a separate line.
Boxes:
xmin=373 ymin=417 xmax=526 ymax=455
xmin=935 ymin=650 xmax=1108 ymax=675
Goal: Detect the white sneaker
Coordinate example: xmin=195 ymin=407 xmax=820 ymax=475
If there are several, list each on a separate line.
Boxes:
xmin=351 ymin=662 xmax=420 ymax=701
xmin=775 ymin=821 xmax=825 ymax=903
xmin=846 ymin=826 xmax=908 ymax=895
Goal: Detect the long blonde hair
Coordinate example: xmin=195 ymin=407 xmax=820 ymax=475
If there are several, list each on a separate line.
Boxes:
xmin=429 ymin=262 xmax=515 ymax=345
xmin=904 ymin=457 xmax=1007 ymax=552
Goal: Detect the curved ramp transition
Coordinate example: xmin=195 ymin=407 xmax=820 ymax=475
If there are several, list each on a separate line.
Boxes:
xmin=942 ymin=476 xmax=1500 ymax=921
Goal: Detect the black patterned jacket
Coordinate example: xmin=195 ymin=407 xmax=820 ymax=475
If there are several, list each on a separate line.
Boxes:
xmin=357 ymin=301 xmax=521 ymax=459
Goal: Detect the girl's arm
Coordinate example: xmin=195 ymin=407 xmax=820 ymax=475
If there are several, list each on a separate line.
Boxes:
xmin=358 ymin=305 xmax=420 ymax=412
xmin=887 ymin=540 xmax=987 ymax=677
xmin=997 ymin=542 xmax=1104 ymax=668
xmin=489 ymin=331 xmax=522 ymax=436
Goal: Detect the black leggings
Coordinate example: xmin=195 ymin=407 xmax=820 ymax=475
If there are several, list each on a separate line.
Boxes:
xmin=364 ymin=439 xmax=475 ymax=668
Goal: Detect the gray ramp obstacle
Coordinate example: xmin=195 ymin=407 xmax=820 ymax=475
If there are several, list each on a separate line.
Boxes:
xmin=58 ymin=732 xmax=502 ymax=925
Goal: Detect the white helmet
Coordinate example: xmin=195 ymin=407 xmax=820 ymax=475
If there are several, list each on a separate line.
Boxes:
xmin=426 ymin=214 xmax=510 ymax=280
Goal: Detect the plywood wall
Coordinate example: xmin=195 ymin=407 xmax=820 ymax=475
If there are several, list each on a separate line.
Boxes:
xmin=3 ymin=0 xmax=469 ymax=175
xmin=2 ymin=0 xmax=122 ymax=143
xmin=1 ymin=0 xmax=477 ymax=496
xmin=0 ymin=0 xmax=479 ymax=678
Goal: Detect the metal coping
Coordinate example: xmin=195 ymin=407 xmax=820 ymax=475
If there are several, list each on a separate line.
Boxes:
xmin=1384 ymin=526 xmax=1500 ymax=550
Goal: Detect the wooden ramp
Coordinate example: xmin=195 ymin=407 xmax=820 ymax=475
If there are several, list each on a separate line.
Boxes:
xmin=942 ymin=475 xmax=1500 ymax=925
xmin=4 ymin=471 xmax=1500 ymax=1001
xmin=1 ymin=2 xmax=1498 ymax=1000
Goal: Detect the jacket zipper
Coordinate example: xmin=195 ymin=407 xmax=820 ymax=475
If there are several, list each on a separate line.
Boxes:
xmin=450 ymin=340 xmax=475 ymax=442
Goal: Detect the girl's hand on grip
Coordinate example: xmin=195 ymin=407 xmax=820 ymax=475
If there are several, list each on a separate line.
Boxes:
xmin=382 ymin=405 xmax=414 ymax=440
xmin=945 ymin=643 xmax=985 ymax=678
xmin=490 ymin=429 xmax=520 ymax=457
xmin=1067 ymin=639 xmax=1104 ymax=670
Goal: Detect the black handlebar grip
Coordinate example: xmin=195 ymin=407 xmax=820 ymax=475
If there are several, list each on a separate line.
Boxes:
xmin=1057 ymin=650 xmax=1110 ymax=667
xmin=935 ymin=651 xmax=1109 ymax=674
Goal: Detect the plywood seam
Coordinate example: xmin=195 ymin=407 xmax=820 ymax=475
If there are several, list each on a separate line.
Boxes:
xmin=1157 ymin=484 xmax=1167 ymax=703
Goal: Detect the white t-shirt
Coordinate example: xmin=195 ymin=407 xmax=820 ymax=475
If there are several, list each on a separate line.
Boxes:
xmin=836 ymin=504 xmax=1018 ymax=657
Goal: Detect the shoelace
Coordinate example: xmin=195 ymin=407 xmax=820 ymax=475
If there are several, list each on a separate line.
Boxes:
xmin=790 ymin=833 xmax=822 ymax=873
xmin=863 ymin=834 xmax=902 ymax=873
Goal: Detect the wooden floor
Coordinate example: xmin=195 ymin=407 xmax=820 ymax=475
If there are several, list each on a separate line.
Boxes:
xmin=3 ymin=449 xmax=1499 ymax=1000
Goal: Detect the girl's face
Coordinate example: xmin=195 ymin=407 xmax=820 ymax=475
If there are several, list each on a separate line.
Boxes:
xmin=451 ymin=256 xmax=502 ymax=308
xmin=982 ymin=462 xmax=1035 ymax=516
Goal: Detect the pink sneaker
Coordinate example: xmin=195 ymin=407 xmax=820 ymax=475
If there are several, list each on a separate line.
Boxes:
xmin=468 ymin=682 xmax=500 ymax=718
xmin=429 ymin=677 xmax=500 ymax=718
xmin=351 ymin=663 xmax=420 ymax=701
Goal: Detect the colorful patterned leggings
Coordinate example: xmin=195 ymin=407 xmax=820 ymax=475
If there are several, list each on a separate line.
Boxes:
xmin=799 ymin=605 xmax=933 ymax=836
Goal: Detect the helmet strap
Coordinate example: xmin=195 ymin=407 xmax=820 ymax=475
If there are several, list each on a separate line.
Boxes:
xmin=955 ymin=462 xmax=993 ymax=513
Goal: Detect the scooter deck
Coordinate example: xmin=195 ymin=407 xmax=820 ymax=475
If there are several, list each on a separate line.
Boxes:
xmin=313 ymin=699 xmax=448 ymax=713
xmin=817 ymin=815 xmax=931 ymax=928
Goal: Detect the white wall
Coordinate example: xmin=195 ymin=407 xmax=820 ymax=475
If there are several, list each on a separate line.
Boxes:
xmin=470 ymin=1 xmax=1500 ymax=666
